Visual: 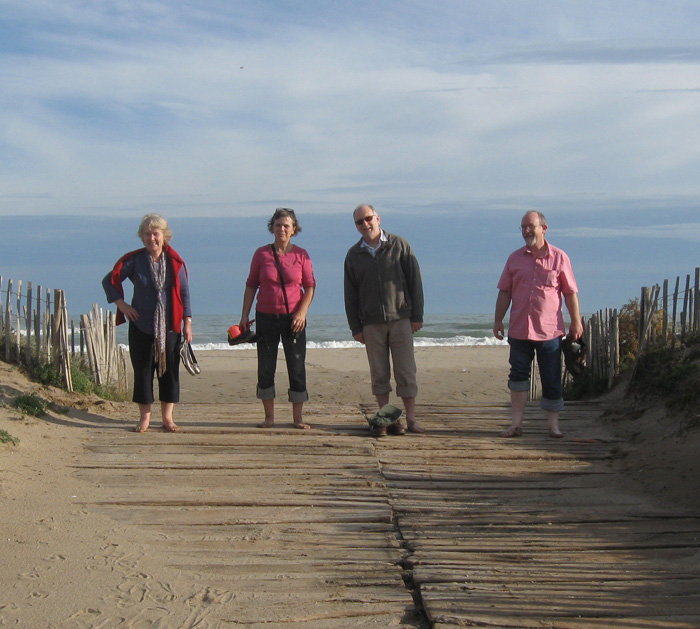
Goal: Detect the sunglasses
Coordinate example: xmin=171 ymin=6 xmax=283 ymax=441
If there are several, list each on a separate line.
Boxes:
xmin=355 ymin=215 xmax=376 ymax=225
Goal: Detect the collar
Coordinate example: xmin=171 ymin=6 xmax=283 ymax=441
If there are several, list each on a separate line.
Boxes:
xmin=524 ymin=239 xmax=550 ymax=259
xmin=360 ymin=229 xmax=388 ymax=253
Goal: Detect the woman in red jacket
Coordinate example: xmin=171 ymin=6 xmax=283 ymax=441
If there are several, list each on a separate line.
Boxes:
xmin=103 ymin=214 xmax=193 ymax=433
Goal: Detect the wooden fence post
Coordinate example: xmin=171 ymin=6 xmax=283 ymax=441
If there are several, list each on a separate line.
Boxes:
xmin=25 ymin=281 xmax=33 ymax=366
xmin=608 ymin=309 xmax=619 ymax=389
xmin=4 ymin=279 xmax=13 ymax=361
xmin=671 ymin=276 xmax=680 ymax=349
xmin=51 ymin=289 xmax=73 ymax=392
xmin=14 ymin=280 xmax=22 ymax=363
xmin=693 ymin=267 xmax=700 ymax=333
xmin=0 ymin=276 xmax=3 ymax=345
xmin=682 ymin=275 xmax=691 ymax=343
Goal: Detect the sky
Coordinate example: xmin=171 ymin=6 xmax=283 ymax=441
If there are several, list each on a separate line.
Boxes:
xmin=2 ymin=1 xmax=700 ymax=316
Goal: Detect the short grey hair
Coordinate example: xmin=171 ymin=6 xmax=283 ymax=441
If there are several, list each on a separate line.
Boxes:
xmin=523 ymin=210 xmax=547 ymax=228
xmin=353 ymin=204 xmax=375 ymax=220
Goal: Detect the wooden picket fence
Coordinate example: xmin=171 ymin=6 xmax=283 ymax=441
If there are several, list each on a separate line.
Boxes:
xmin=80 ymin=305 xmax=129 ymax=392
xmin=0 ymin=277 xmax=128 ymax=394
xmin=583 ymin=267 xmax=700 ymax=392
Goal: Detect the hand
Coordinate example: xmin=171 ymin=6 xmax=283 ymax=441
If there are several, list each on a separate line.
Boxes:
xmin=183 ymin=318 xmax=193 ymax=343
xmin=117 ymin=301 xmax=139 ymax=322
xmin=568 ymin=319 xmax=584 ymax=341
xmin=291 ymin=315 xmax=306 ymax=333
xmin=493 ymin=321 xmax=505 ymax=340
xmin=411 ymin=321 xmax=423 ymax=334
xmin=353 ymin=331 xmax=365 ymax=345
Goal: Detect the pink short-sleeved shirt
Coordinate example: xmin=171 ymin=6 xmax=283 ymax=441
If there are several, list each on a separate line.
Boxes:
xmin=246 ymin=245 xmax=316 ymax=315
xmin=497 ymin=242 xmax=578 ymax=341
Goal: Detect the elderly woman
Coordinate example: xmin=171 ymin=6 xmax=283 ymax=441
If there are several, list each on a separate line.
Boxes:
xmin=239 ymin=208 xmax=316 ymax=429
xmin=102 ymin=213 xmax=193 ymax=433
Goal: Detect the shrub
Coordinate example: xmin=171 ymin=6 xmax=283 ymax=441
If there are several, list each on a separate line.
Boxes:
xmin=13 ymin=393 xmax=47 ymax=417
xmin=632 ymin=343 xmax=700 ymax=412
xmin=617 ymin=297 xmax=667 ymax=368
xmin=28 ymin=358 xmax=128 ymax=402
xmin=618 ymin=298 xmax=640 ymax=367
xmin=30 ymin=361 xmax=63 ymax=388
xmin=0 ymin=428 xmax=19 ymax=445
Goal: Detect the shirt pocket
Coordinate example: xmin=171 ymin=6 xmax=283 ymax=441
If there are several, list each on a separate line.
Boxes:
xmin=538 ymin=268 xmax=558 ymax=287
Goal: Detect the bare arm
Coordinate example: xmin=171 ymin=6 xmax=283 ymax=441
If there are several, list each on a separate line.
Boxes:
xmin=291 ymin=286 xmax=315 ymax=333
xmin=239 ymin=285 xmax=257 ymax=330
xmin=493 ymin=289 xmax=511 ymax=340
xmin=564 ymin=292 xmax=584 ymax=339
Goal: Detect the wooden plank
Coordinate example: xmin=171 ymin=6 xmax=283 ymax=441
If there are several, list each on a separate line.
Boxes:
xmin=64 ymin=400 xmax=700 ymax=627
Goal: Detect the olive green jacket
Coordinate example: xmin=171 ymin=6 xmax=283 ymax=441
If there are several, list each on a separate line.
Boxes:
xmin=344 ymin=232 xmax=424 ymax=336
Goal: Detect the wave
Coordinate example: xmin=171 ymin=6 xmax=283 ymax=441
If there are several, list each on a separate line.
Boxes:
xmin=189 ymin=335 xmax=507 ymax=352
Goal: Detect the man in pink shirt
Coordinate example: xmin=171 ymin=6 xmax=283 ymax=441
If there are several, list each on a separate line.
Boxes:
xmin=493 ymin=211 xmax=583 ymax=439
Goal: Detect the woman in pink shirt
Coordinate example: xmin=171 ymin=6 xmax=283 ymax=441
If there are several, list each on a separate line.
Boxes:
xmin=239 ymin=208 xmax=316 ymax=429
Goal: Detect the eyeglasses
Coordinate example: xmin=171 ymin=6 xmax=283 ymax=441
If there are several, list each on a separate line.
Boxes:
xmin=520 ymin=224 xmax=542 ymax=232
xmin=355 ymin=215 xmax=376 ymax=225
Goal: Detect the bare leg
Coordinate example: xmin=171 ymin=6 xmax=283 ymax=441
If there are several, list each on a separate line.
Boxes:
xmin=501 ymin=390 xmax=526 ymax=437
xmin=375 ymin=392 xmax=390 ymax=408
xmin=547 ymin=410 xmax=563 ymax=438
xmin=135 ymin=403 xmax=151 ymax=432
xmin=292 ymin=401 xmax=310 ymax=429
xmin=259 ymin=398 xmax=275 ymax=428
xmin=402 ymin=396 xmax=424 ymax=433
xmin=161 ymin=402 xmax=180 ymax=432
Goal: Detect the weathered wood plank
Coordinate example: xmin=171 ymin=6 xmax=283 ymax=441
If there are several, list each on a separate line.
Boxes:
xmin=69 ymin=399 xmax=700 ymax=627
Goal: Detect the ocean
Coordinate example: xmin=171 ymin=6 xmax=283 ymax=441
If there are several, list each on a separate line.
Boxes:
xmin=110 ymin=313 xmax=505 ymax=352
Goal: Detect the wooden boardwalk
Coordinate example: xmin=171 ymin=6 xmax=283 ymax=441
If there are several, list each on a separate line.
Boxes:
xmin=74 ymin=401 xmax=700 ymax=628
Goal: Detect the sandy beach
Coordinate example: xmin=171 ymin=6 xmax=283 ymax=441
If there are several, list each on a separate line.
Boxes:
xmin=2 ymin=344 xmax=700 ymax=626
xmin=0 ymin=346 xmax=509 ymax=626
xmin=180 ymin=345 xmax=511 ymax=408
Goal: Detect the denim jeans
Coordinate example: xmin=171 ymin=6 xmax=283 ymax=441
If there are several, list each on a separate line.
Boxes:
xmin=255 ymin=311 xmax=308 ymax=403
xmin=507 ymin=336 xmax=563 ymax=412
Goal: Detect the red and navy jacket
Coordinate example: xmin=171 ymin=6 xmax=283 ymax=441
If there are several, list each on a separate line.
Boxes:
xmin=107 ymin=245 xmax=189 ymax=333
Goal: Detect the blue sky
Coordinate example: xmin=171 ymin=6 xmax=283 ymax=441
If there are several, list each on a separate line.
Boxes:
xmin=2 ymin=1 xmax=700 ymax=316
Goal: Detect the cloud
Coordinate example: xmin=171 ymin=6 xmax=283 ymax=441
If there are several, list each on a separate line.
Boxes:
xmin=1 ymin=1 xmax=700 ymax=218
xmin=557 ymin=223 xmax=700 ymax=241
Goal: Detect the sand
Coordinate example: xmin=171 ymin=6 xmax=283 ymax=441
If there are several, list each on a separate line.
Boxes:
xmin=1 ymin=344 xmax=699 ymax=626
xmin=179 ymin=345 xmax=511 ymax=407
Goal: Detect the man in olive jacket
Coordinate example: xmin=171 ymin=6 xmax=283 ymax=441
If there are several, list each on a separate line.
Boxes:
xmin=344 ymin=204 xmax=425 ymax=435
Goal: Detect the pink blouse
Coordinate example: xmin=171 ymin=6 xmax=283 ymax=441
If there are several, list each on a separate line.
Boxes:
xmin=246 ymin=245 xmax=316 ymax=315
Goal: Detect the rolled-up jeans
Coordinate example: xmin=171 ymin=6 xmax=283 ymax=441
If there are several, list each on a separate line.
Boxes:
xmin=507 ymin=336 xmax=563 ymax=412
xmin=255 ymin=310 xmax=308 ymax=403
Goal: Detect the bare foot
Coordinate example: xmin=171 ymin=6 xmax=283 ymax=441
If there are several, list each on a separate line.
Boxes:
xmin=293 ymin=422 xmax=311 ymax=430
xmin=162 ymin=422 xmax=180 ymax=432
xmin=501 ymin=425 xmax=523 ymax=438
xmin=133 ymin=422 xmax=149 ymax=433
xmin=407 ymin=420 xmax=425 ymax=434
xmin=258 ymin=419 xmax=275 ymax=428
